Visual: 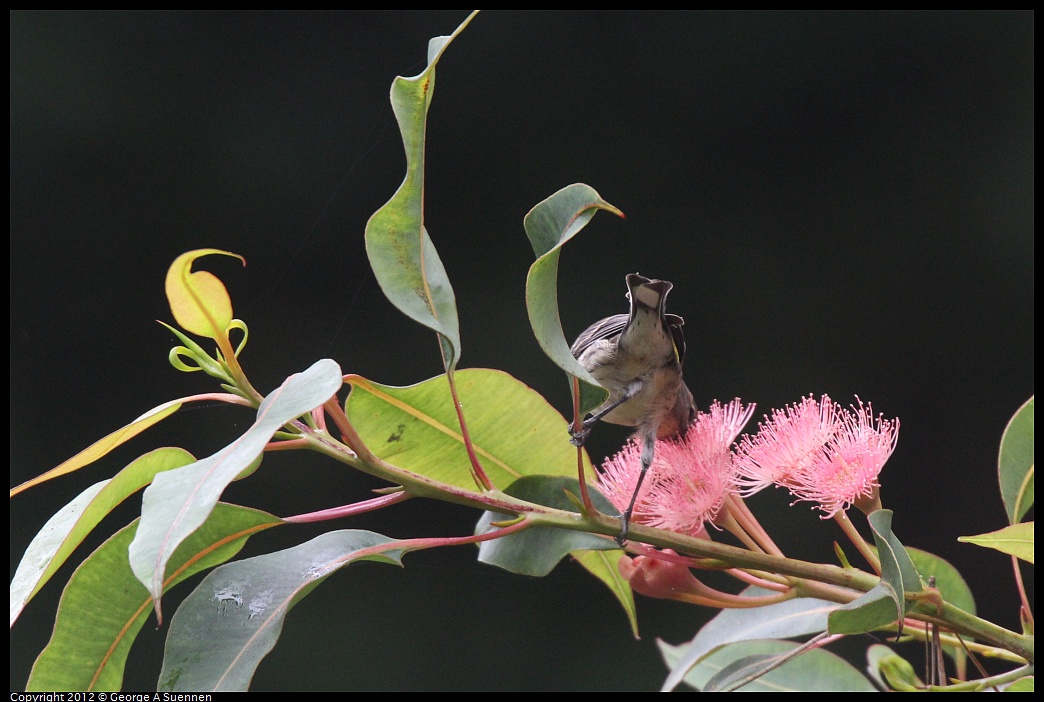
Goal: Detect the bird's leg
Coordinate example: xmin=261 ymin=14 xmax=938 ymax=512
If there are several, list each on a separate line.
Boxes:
xmin=616 ymin=429 xmax=656 ymax=545
xmin=568 ymin=380 xmax=644 ymax=446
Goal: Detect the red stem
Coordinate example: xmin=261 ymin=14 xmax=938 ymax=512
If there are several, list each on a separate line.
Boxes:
xmin=572 ymin=376 xmax=597 ymax=517
xmin=283 ymin=491 xmax=411 ymax=523
xmin=445 ymin=371 xmax=495 ymax=491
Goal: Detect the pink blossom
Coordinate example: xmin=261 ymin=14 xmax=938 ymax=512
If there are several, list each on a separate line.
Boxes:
xmin=619 ymin=549 xmax=704 ymax=601
xmin=786 ymin=399 xmax=899 ymax=517
xmin=734 ymin=394 xmax=840 ymax=494
xmin=599 ymin=399 xmax=754 ymax=537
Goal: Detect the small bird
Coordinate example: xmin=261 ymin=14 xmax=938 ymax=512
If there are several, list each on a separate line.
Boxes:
xmin=570 ymin=273 xmax=696 ymax=543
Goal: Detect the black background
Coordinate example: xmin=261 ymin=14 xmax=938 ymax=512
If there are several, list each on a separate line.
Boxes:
xmin=11 ymin=11 xmax=1033 ymax=691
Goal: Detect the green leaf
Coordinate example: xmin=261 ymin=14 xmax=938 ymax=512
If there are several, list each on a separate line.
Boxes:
xmin=999 ymin=397 xmax=1034 ymax=524
xmin=164 ymin=249 xmax=245 ymax=339
xmin=865 ymin=643 xmax=897 ymax=691
xmin=523 ymin=183 xmax=624 ymax=415
xmin=364 ymin=13 xmax=477 ymax=372
xmin=129 ymin=359 xmax=343 ymax=619
xmin=828 ymin=582 xmax=902 ymax=635
xmin=959 ymin=522 xmax=1034 ymax=563
xmin=905 ymin=547 xmax=976 ymax=671
xmin=475 ymin=476 xmax=618 ymax=576
xmin=9 ymin=399 xmax=183 ymax=497
xmin=660 ymin=586 xmax=839 ymax=691
xmin=346 ymin=369 xmax=594 ymax=491
xmin=159 ymin=529 xmax=404 ymax=692
xmin=10 ymin=447 xmax=195 ymax=627
xmin=574 ymin=548 xmax=639 ymax=638
xmin=864 ymin=509 xmax=922 ymax=625
xmin=831 ymin=512 xmax=922 ymax=637
xmin=1006 ymin=676 xmax=1034 ymax=692
xmin=662 ymin=639 xmax=876 ymax=692
xmin=866 ymin=643 xmax=922 ymax=691
xmin=26 ymin=504 xmax=280 ymax=692
xmin=905 ymin=547 xmax=976 ymax=617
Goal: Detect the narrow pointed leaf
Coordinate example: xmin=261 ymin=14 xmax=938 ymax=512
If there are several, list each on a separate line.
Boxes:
xmin=866 ymin=509 xmax=922 ymax=624
xmin=159 ymin=529 xmax=404 ymax=692
xmin=26 ymin=504 xmax=279 ymax=692
xmin=364 ymin=13 xmax=477 ymax=371
xmin=346 ymin=369 xmax=594 ymax=491
xmin=959 ymin=522 xmax=1034 ymax=563
xmin=129 ymin=359 xmax=342 ymax=616
xmin=660 ymin=586 xmax=839 ymax=691
xmin=475 ymin=476 xmax=618 ymax=576
xmin=11 ymin=447 xmax=194 ymax=627
xmin=524 ymin=184 xmax=624 ymax=415
xmin=574 ymin=548 xmax=639 ymax=637
xmin=999 ymin=397 xmax=1034 ymax=524
xmin=10 ymin=400 xmax=182 ymax=497
xmin=661 ymin=639 xmax=876 ymax=692
xmin=165 ymin=249 xmax=245 ymax=339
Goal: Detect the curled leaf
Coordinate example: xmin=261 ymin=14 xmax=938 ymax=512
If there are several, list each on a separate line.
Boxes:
xmin=524 ymin=183 xmax=624 ymax=415
xmin=364 ymin=15 xmax=477 ymax=372
xmin=165 ymin=249 xmax=245 ymax=339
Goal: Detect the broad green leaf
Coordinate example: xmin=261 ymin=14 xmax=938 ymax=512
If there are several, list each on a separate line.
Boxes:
xmin=129 ymin=359 xmax=342 ymax=619
xmin=959 ymin=522 xmax=1034 ymax=563
xmin=475 ymin=476 xmax=618 ymax=576
xmin=26 ymin=504 xmax=279 ymax=692
xmin=9 ymin=400 xmax=183 ymax=497
xmin=999 ymin=397 xmax=1034 ymax=524
xmin=523 ymin=183 xmax=624 ymax=415
xmin=828 ymin=582 xmax=901 ymax=635
xmin=165 ymin=249 xmax=245 ymax=339
xmin=660 ymin=586 xmax=839 ymax=691
xmin=866 ymin=509 xmax=922 ymax=623
xmin=574 ymin=548 xmax=639 ymax=638
xmin=1006 ymin=676 xmax=1034 ymax=692
xmin=346 ymin=369 xmax=594 ymax=491
xmin=159 ymin=529 xmax=404 ymax=692
xmin=905 ymin=546 xmax=976 ymax=672
xmin=364 ymin=13 xmax=477 ymax=372
xmin=688 ymin=640 xmax=877 ymax=692
xmin=905 ymin=547 xmax=976 ymax=617
xmin=10 ymin=447 xmax=194 ymax=627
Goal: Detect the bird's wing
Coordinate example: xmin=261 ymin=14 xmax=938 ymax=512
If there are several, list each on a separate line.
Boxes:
xmin=665 ymin=313 xmax=686 ymax=365
xmin=570 ymin=313 xmax=629 ymax=358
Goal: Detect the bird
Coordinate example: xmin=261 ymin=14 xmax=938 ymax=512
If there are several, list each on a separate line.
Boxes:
xmin=570 ymin=273 xmax=696 ymax=543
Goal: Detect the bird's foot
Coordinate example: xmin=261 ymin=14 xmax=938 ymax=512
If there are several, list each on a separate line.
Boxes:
xmin=615 ymin=510 xmax=632 ymax=546
xmin=569 ymin=423 xmax=592 ymax=447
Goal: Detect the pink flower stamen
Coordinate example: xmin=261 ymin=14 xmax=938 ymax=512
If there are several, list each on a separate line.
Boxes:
xmin=787 ymin=398 xmax=899 ymax=517
xmin=600 ymin=399 xmax=753 ymax=537
xmin=734 ymin=394 xmax=839 ymax=494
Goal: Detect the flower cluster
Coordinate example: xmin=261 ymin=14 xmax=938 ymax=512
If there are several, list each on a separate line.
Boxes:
xmin=736 ymin=395 xmax=899 ymax=518
xmin=599 ymin=395 xmax=900 ymax=536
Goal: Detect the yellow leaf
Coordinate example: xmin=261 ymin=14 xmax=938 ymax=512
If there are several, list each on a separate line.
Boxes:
xmin=165 ymin=250 xmax=245 ymax=339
